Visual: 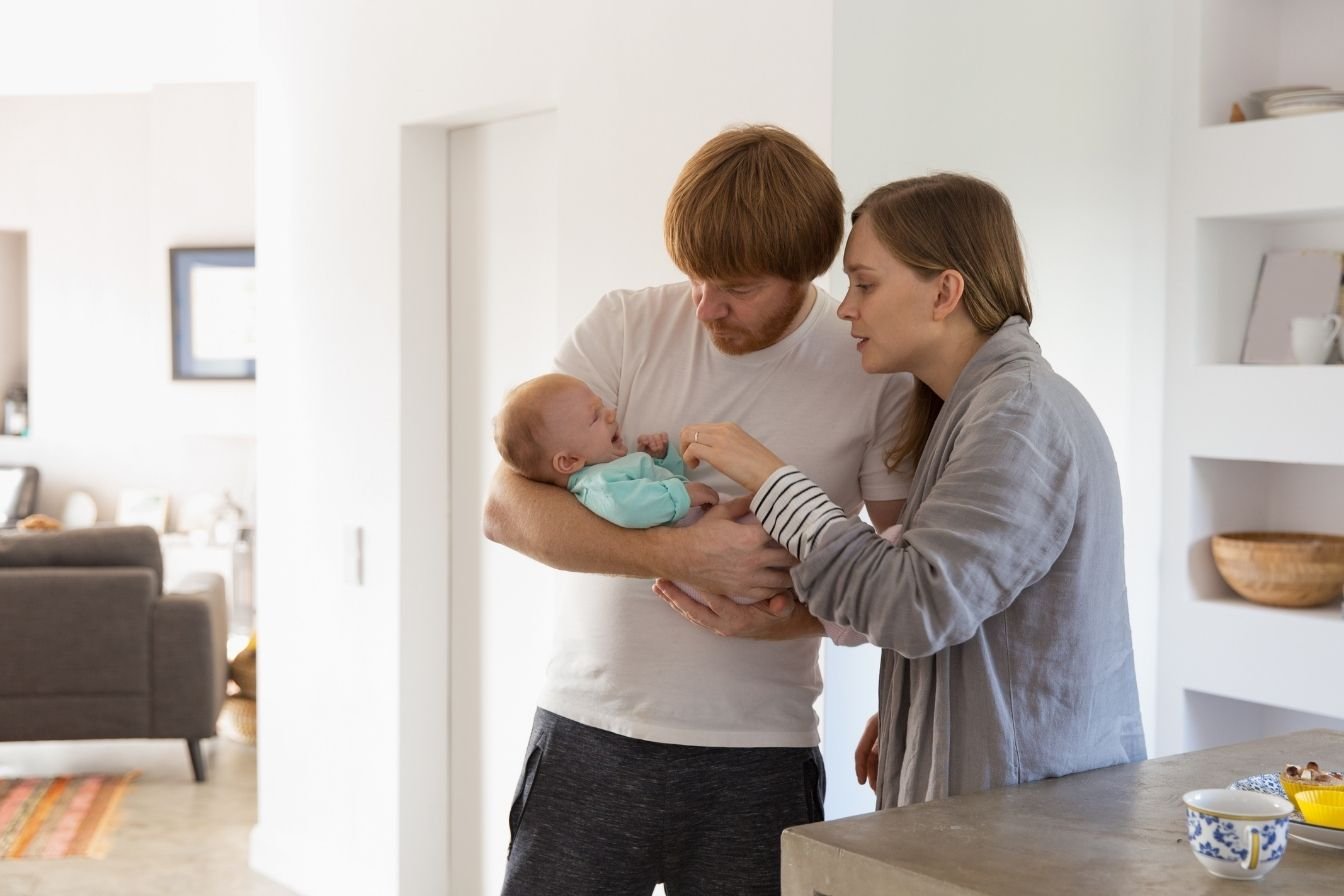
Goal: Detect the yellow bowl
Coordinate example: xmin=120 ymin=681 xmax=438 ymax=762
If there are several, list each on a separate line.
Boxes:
xmin=1296 ymin=790 xmax=1344 ymax=830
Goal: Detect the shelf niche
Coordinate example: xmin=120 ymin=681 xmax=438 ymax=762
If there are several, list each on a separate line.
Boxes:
xmin=1199 ymin=0 xmax=1344 ymax=128
xmin=1195 ymin=212 xmax=1344 ymax=365
xmin=1189 ymin=457 xmax=1344 ymax=602
xmin=1184 ymin=690 xmax=1344 ymax=754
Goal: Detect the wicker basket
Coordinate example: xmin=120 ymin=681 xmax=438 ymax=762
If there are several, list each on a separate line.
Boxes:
xmin=229 ymin=636 xmax=257 ymax=699
xmin=1211 ymin=531 xmax=1344 ymax=608
xmin=219 ymin=695 xmax=256 ymax=745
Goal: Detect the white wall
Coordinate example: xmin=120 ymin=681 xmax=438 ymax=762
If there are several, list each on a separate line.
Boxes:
xmin=0 ymin=84 xmax=256 ymax=524
xmin=254 ymin=1 xmax=834 ymax=892
xmin=831 ymin=0 xmax=1172 ymax=758
xmin=447 ymin=112 xmax=560 ymax=896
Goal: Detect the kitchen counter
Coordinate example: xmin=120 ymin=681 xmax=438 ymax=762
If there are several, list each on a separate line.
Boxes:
xmin=782 ymin=728 xmax=1343 ymax=894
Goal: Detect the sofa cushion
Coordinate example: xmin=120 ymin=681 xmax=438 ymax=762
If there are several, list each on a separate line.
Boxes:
xmin=0 ymin=525 xmax=162 ymax=593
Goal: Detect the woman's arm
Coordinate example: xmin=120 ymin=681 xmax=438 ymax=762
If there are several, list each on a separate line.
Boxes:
xmin=795 ymin=398 xmax=1081 ymax=656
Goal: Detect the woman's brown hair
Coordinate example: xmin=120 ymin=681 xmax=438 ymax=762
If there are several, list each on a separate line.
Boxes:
xmin=665 ymin=125 xmax=843 ymax=283
xmin=852 ymin=173 xmax=1032 ymax=471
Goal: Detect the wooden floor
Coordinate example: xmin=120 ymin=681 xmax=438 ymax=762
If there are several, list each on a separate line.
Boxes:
xmin=0 ymin=737 xmax=294 ymax=896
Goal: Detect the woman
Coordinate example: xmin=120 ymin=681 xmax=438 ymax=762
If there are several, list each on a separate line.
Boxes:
xmin=662 ymin=173 xmax=1147 ymax=809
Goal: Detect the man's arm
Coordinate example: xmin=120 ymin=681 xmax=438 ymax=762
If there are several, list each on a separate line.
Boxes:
xmin=653 ymin=579 xmax=824 ymax=640
xmin=482 ymin=463 xmax=795 ymax=600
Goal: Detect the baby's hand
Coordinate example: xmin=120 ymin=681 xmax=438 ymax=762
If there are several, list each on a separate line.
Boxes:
xmin=685 ymin=482 xmax=720 ymax=508
xmin=637 ymin=432 xmax=669 ymax=459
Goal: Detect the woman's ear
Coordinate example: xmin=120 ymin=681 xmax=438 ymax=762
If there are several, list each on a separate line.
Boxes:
xmin=553 ymin=452 xmax=585 ymax=476
xmin=930 ymin=270 xmax=966 ymax=322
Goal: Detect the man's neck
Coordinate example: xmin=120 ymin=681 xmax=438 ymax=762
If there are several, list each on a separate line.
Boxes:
xmin=778 ymin=283 xmax=816 ymax=342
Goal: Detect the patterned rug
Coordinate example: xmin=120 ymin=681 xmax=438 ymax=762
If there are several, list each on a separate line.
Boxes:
xmin=0 ymin=773 xmax=137 ymax=859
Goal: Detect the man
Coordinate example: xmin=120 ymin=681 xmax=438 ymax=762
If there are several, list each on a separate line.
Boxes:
xmin=483 ymin=124 xmax=912 ymax=895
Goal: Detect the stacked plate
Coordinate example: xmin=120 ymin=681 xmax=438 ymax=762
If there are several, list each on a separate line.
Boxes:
xmin=1262 ymin=88 xmax=1344 ymax=118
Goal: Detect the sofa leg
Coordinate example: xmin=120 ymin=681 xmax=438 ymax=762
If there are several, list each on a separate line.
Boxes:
xmin=187 ymin=738 xmax=207 ymax=783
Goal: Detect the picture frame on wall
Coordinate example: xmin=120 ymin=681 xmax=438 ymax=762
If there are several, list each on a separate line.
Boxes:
xmin=169 ymin=247 xmax=256 ymax=380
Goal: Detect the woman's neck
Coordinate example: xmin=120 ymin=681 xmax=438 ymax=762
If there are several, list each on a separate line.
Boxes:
xmin=917 ymin=324 xmax=991 ymax=401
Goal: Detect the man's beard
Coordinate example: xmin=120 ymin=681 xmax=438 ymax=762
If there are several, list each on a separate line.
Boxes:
xmin=703 ymin=284 xmax=808 ymax=355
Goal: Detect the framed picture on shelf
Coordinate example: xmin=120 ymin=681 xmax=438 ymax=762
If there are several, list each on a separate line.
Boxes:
xmin=115 ymin=488 xmax=170 ymax=533
xmin=169 ymin=247 xmax=256 ymax=380
xmin=1240 ymin=249 xmax=1344 ymax=364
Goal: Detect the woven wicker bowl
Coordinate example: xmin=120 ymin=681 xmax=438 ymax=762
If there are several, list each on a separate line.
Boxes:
xmin=1211 ymin=532 xmax=1344 ymax=608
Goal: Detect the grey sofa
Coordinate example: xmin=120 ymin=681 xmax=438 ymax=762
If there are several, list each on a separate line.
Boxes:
xmin=0 ymin=525 xmax=228 ymax=781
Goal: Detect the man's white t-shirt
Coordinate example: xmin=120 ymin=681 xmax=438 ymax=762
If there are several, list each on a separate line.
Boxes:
xmin=542 ymin=281 xmax=913 ymax=748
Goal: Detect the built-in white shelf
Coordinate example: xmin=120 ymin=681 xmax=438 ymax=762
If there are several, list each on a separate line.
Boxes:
xmin=1172 ymin=596 xmax=1344 ymax=721
xmin=1190 ymin=113 xmax=1344 ymax=219
xmin=1179 ymin=367 xmax=1344 ymax=464
xmin=1161 ymin=0 xmax=1344 ymax=755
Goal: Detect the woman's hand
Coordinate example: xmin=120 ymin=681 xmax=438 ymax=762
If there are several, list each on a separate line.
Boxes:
xmin=855 ymin=713 xmax=880 ymax=794
xmin=679 ymin=423 xmax=787 ymax=492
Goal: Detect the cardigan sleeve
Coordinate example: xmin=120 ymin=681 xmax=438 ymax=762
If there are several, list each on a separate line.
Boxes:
xmin=792 ymin=386 xmax=1080 ymax=657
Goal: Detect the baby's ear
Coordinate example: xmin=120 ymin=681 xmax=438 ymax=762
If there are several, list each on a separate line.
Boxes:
xmin=553 ymin=452 xmax=585 ymax=476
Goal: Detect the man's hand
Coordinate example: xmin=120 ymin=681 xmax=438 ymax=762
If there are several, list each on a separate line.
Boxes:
xmin=652 ymin=579 xmax=823 ymax=640
xmin=674 ymin=496 xmax=795 ymax=599
xmin=636 ymin=432 xmax=669 ymax=459
xmin=855 ymin=713 xmax=880 ymax=794
xmin=684 ymin=481 xmax=719 ymax=509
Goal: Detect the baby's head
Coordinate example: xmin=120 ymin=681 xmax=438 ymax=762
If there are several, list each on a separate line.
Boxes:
xmin=494 ymin=374 xmax=627 ymax=486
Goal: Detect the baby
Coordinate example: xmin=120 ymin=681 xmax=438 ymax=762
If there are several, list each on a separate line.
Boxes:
xmin=495 ymin=372 xmax=879 ymax=646
xmin=494 ymin=373 xmax=718 ymax=528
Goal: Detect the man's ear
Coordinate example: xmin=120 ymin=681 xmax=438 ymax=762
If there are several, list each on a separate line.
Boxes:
xmin=930 ymin=270 xmax=966 ymax=322
xmin=553 ymin=452 xmax=585 ymax=476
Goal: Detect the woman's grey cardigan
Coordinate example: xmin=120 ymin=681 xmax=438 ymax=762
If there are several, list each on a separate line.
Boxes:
xmin=793 ymin=317 xmax=1146 ymax=809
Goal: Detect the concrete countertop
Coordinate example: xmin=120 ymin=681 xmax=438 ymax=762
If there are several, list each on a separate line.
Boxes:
xmin=782 ymin=729 xmax=1344 ymax=894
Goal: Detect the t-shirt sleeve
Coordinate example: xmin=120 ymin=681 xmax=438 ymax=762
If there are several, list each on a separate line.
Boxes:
xmin=859 ymin=372 xmax=915 ymax=503
xmin=554 ymin=291 xmax=626 ymax=406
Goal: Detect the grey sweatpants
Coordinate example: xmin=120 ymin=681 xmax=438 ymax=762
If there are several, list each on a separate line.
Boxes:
xmin=501 ymin=709 xmax=825 ymax=896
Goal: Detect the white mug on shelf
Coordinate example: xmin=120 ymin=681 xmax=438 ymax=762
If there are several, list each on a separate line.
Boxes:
xmin=1290 ymin=313 xmax=1341 ymax=364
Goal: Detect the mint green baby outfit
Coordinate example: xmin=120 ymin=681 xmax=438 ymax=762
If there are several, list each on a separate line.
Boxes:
xmin=567 ymin=447 xmax=691 ymax=529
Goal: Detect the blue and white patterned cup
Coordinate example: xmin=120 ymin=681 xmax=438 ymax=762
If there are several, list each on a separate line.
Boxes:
xmin=1183 ymin=789 xmax=1294 ymax=880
